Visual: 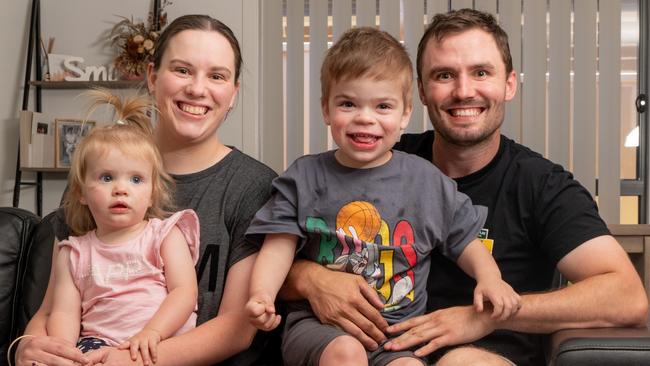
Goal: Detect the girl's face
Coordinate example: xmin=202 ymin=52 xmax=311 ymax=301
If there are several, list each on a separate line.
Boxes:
xmin=147 ymin=29 xmax=240 ymax=148
xmin=80 ymin=148 xmax=153 ymax=239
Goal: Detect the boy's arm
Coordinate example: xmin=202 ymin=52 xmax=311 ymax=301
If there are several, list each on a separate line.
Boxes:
xmin=455 ymin=239 xmax=520 ymax=319
xmin=46 ymin=246 xmax=81 ymax=345
xmin=246 ymin=233 xmax=298 ymax=330
xmin=142 ymin=226 xmax=198 ymax=339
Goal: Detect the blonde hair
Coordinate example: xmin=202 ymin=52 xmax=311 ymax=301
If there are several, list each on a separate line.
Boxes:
xmin=63 ymin=89 xmax=174 ymax=235
xmin=320 ymin=27 xmax=413 ymax=108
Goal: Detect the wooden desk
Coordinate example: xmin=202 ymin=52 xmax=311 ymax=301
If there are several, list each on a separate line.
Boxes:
xmin=609 ymin=224 xmax=650 ymax=301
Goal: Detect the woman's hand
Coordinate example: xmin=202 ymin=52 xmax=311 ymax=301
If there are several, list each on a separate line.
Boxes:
xmin=15 ymin=335 xmax=88 ymax=366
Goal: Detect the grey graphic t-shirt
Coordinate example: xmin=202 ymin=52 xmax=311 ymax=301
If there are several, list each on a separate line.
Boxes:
xmin=247 ymin=150 xmax=486 ymax=323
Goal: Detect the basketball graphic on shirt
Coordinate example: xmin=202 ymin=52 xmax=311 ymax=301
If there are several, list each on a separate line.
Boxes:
xmin=336 ymin=201 xmax=381 ymax=242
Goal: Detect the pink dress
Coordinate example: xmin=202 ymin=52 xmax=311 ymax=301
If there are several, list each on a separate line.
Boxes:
xmin=60 ymin=209 xmax=200 ymax=346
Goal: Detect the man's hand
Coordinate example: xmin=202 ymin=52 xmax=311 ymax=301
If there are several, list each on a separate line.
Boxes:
xmin=383 ymin=305 xmax=496 ymax=357
xmin=298 ymin=263 xmax=388 ymax=350
xmin=15 ymin=335 xmax=89 ymax=366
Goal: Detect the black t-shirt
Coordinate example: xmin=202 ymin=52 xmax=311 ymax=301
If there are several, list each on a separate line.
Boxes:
xmin=395 ymin=131 xmax=610 ymax=366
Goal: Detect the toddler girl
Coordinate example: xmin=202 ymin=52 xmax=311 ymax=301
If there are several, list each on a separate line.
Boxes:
xmin=46 ymin=89 xmax=199 ymax=366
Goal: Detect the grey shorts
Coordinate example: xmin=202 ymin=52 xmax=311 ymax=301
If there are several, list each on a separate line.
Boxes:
xmin=282 ymin=310 xmax=426 ymax=366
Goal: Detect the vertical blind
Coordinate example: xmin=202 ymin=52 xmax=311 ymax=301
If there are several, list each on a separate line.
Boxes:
xmin=259 ymin=0 xmax=622 ymax=223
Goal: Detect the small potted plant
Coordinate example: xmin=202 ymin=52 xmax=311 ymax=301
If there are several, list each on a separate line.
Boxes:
xmin=109 ymin=1 xmax=171 ymax=79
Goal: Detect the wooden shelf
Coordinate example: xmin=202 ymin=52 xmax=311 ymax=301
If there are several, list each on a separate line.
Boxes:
xmin=20 ymin=167 xmax=69 ymax=173
xmin=29 ymin=80 xmax=145 ymax=89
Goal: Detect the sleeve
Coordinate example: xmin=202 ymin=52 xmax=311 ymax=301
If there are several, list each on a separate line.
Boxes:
xmin=57 ymin=236 xmax=82 ymax=286
xmin=430 ymin=169 xmax=487 ymax=261
xmin=245 ymin=167 xmax=305 ymax=244
xmin=226 ymin=163 xmax=278 ymax=268
xmin=530 ymin=162 xmax=610 ymax=265
xmin=157 ymin=209 xmax=200 ymax=265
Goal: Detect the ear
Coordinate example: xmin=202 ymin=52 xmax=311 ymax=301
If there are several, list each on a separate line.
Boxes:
xmin=228 ymin=81 xmax=241 ymax=109
xmin=146 ymin=62 xmax=157 ymax=95
xmin=79 ymin=194 xmax=87 ymax=205
xmin=321 ymin=97 xmax=331 ymax=126
xmin=504 ymin=70 xmax=517 ymax=101
xmin=400 ymin=101 xmax=413 ymax=131
xmin=417 ymin=80 xmax=427 ymax=106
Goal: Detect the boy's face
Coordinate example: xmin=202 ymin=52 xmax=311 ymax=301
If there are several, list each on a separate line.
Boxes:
xmin=323 ymin=76 xmax=412 ymax=169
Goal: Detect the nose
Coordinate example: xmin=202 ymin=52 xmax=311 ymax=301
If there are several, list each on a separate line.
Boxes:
xmin=185 ymin=76 xmax=206 ymax=97
xmin=353 ymin=107 xmax=376 ymax=125
xmin=112 ymin=180 xmax=128 ymax=196
xmin=452 ymin=73 xmax=476 ymax=100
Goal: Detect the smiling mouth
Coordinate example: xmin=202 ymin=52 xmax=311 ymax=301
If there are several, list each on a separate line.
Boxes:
xmin=178 ymin=102 xmax=208 ymax=115
xmin=349 ymin=133 xmax=380 ymax=144
xmin=447 ymin=107 xmax=484 ymax=117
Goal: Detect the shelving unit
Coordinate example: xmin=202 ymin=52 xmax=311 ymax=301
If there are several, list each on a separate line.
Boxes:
xmin=14 ymin=0 xmax=157 ymax=216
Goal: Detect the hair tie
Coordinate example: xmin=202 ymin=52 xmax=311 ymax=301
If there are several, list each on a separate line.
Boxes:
xmin=116 ymin=119 xmax=127 ymax=125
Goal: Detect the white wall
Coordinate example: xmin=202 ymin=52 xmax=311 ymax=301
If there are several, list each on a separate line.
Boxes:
xmin=0 ymin=1 xmax=32 ymax=211
xmin=1 ymin=0 xmax=257 ymax=216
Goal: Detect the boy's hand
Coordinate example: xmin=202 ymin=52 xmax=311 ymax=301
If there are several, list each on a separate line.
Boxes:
xmin=473 ymin=277 xmax=521 ymax=321
xmin=117 ymin=328 xmax=161 ymax=366
xmin=246 ymin=293 xmax=281 ymax=331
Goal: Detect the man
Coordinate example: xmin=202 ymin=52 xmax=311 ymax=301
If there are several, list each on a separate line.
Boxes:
xmin=282 ymin=8 xmax=648 ymax=366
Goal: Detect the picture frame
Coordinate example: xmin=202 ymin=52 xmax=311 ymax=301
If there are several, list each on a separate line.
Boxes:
xmin=55 ymin=119 xmax=95 ymax=168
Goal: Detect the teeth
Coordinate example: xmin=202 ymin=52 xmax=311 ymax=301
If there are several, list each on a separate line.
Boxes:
xmin=351 ymin=133 xmax=378 ymax=143
xmin=180 ymin=103 xmax=207 ymax=115
xmin=450 ymin=108 xmax=481 ymax=117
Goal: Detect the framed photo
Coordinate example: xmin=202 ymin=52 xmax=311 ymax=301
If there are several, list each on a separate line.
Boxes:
xmin=55 ymin=119 xmax=95 ymax=168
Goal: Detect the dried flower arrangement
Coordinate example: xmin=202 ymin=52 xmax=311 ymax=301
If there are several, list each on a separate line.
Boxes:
xmin=109 ymin=1 xmax=171 ymax=79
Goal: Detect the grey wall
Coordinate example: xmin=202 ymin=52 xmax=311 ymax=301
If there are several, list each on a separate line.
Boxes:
xmin=2 ymin=0 xmax=250 ymax=215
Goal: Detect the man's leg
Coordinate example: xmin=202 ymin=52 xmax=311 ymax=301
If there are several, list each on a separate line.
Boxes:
xmin=435 ymin=346 xmax=515 ymax=366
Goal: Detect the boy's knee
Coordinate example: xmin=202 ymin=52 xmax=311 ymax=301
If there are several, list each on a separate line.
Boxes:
xmin=435 ymin=346 xmax=513 ymax=366
xmin=319 ymin=335 xmax=367 ymax=366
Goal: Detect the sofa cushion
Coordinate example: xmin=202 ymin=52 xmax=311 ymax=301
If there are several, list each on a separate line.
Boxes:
xmin=0 ymin=207 xmax=41 ymax=364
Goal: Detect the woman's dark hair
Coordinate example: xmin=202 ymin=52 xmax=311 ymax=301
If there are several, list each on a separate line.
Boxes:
xmin=152 ymin=14 xmax=242 ymax=82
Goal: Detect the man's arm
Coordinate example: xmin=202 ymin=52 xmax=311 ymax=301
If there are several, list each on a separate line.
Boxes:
xmin=279 ymin=259 xmax=388 ymax=350
xmin=98 ymin=254 xmax=259 ymax=366
xmin=384 ymin=235 xmax=648 ymax=356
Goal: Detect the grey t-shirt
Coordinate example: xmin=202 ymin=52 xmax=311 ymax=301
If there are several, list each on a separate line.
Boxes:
xmin=247 ymin=150 xmax=486 ymax=324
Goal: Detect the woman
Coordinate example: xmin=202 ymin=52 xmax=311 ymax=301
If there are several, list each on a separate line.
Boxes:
xmin=14 ymin=15 xmax=277 ymax=366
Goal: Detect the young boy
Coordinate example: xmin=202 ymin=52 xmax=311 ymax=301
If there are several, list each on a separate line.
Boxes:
xmin=245 ymin=27 xmax=520 ymax=366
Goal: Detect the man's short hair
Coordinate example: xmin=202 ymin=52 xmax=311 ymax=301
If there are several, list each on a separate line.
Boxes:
xmin=416 ymin=8 xmax=514 ymax=81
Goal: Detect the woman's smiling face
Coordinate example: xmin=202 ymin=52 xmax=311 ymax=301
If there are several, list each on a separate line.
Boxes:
xmin=147 ymin=29 xmax=240 ymax=147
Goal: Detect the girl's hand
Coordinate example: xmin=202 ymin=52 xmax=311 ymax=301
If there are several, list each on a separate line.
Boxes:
xmin=245 ymin=293 xmax=281 ymax=331
xmin=117 ymin=328 xmax=161 ymax=366
xmin=473 ymin=277 xmax=521 ymax=321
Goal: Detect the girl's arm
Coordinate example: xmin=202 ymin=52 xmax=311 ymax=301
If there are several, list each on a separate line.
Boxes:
xmin=99 ymin=254 xmax=260 ymax=366
xmin=246 ymin=233 xmax=298 ymax=330
xmin=46 ymin=246 xmax=81 ymax=345
xmin=120 ymin=226 xmax=198 ymax=365
xmin=15 ymin=240 xmax=88 ymax=366
xmin=456 ymin=239 xmax=521 ymax=320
